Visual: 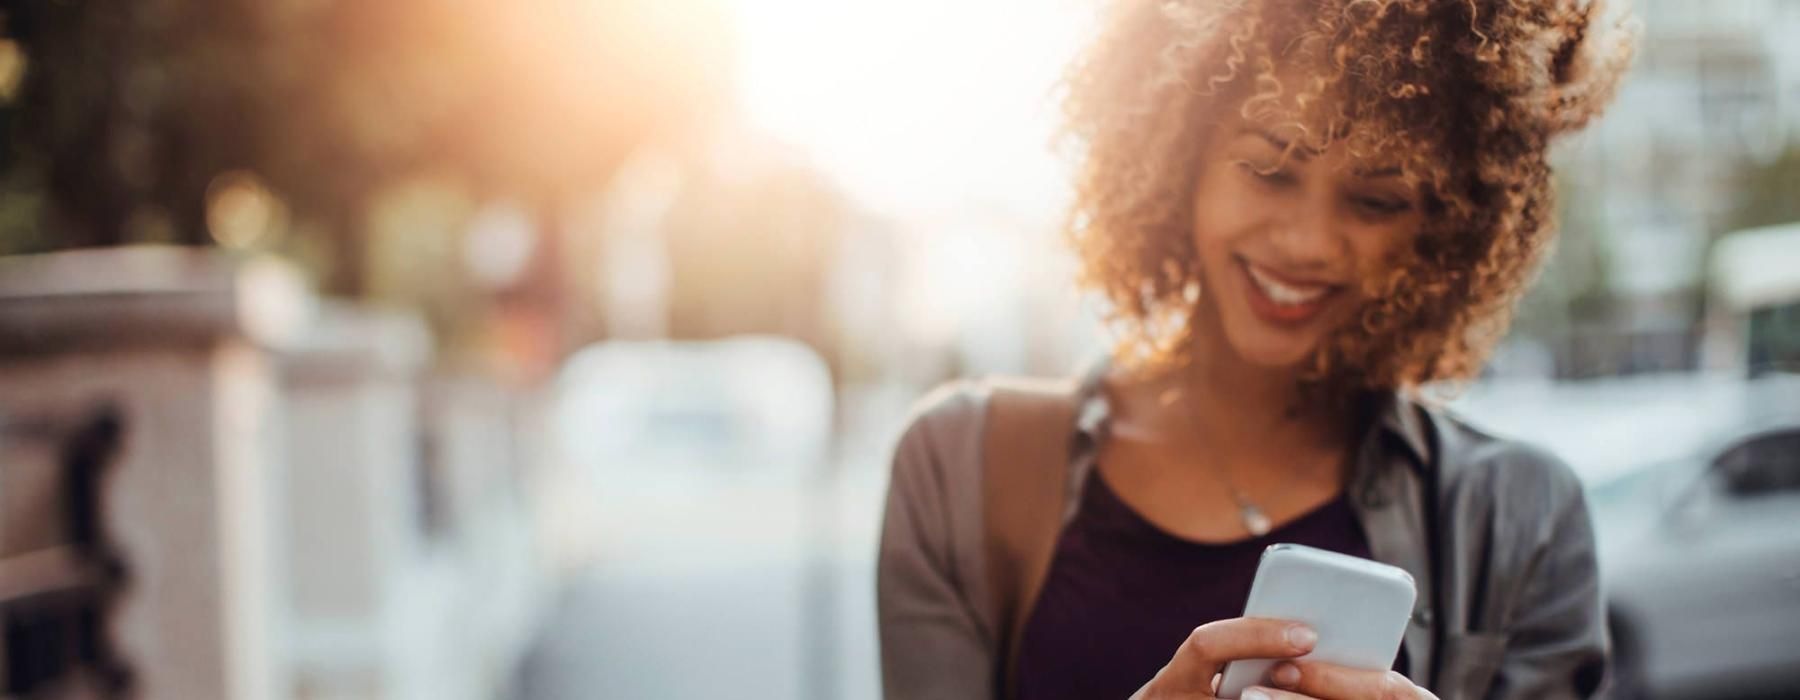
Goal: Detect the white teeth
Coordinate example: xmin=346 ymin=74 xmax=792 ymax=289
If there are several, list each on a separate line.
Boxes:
xmin=1245 ymin=263 xmax=1330 ymax=306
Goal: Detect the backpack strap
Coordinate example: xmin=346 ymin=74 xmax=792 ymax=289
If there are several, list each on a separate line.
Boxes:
xmin=981 ymin=376 xmax=1081 ymax=700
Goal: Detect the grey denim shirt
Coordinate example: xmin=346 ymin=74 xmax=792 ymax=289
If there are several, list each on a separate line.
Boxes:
xmin=877 ymin=365 xmax=1608 ymax=699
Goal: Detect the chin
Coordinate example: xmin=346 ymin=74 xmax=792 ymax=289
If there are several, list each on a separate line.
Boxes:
xmin=1223 ymin=329 xmax=1320 ymax=369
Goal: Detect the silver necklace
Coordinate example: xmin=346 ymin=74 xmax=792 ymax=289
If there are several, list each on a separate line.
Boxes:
xmin=1221 ymin=479 xmax=1273 ymax=537
xmin=1161 ymin=386 xmax=1273 ymax=537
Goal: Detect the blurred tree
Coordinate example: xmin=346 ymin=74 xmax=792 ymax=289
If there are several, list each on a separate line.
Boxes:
xmin=660 ymin=136 xmax=851 ymax=365
xmin=0 ymin=0 xmax=732 ymax=292
xmin=1514 ymin=173 xmax=1617 ymax=342
xmin=1722 ymin=145 xmax=1800 ymax=233
xmin=0 ymin=0 xmax=738 ymax=380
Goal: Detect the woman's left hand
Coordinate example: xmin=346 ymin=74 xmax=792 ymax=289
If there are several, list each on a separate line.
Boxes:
xmin=1239 ymin=660 xmax=1439 ymax=700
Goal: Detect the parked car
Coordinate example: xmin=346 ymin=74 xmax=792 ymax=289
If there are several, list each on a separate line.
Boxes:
xmin=1588 ymin=386 xmax=1800 ymax=699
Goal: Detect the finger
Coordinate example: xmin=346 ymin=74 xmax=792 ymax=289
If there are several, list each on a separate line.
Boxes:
xmin=1153 ymin=618 xmax=1317 ymax=693
xmin=1270 ymin=661 xmax=1437 ymax=700
xmin=1239 ymin=687 xmax=1319 ymax=700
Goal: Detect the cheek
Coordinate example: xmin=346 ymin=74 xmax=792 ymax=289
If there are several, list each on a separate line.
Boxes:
xmin=1345 ymin=222 xmax=1422 ymax=294
xmin=1190 ymin=170 xmax=1258 ymax=250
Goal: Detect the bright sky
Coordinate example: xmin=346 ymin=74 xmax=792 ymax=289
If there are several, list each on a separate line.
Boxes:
xmin=726 ymin=0 xmax=1094 ymax=221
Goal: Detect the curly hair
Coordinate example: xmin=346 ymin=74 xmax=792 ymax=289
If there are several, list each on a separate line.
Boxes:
xmin=1061 ymin=0 xmax=1637 ymax=395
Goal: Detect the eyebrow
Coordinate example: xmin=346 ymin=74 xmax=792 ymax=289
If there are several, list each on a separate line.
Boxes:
xmin=1245 ymin=128 xmax=1317 ymax=161
xmin=1354 ymin=165 xmax=1404 ymax=179
xmin=1241 ymin=128 xmax=1405 ymax=179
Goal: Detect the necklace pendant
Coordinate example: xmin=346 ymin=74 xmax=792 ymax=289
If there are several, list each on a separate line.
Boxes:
xmin=1240 ymin=504 xmax=1272 ymax=537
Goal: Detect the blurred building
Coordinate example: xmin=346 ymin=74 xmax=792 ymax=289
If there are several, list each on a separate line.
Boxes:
xmin=575 ymin=127 xmax=855 ymax=378
xmin=576 ymin=121 xmax=1106 ymax=391
xmin=0 ymin=247 xmax=582 ymax=700
xmin=1549 ymin=0 xmax=1800 ymax=377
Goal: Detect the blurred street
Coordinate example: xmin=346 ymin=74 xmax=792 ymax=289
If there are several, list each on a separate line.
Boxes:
xmin=2 ymin=0 xmax=1799 ymax=698
xmin=512 ymin=382 xmax=907 ymax=700
xmin=508 ymin=369 xmax=1800 ymax=700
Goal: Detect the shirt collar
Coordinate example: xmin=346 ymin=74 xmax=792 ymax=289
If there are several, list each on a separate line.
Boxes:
xmin=1070 ymin=355 xmax=1433 ymax=474
xmin=1368 ymin=388 xmax=1433 ymax=473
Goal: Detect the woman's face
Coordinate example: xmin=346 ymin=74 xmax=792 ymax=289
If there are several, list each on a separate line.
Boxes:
xmin=1189 ymin=108 xmax=1424 ymax=370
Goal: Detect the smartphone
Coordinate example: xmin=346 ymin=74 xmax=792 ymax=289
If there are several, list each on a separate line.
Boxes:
xmin=1215 ymin=543 xmax=1416 ymax=699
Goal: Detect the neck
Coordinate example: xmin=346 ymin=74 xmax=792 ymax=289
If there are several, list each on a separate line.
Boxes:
xmin=1171 ymin=303 xmax=1355 ymax=459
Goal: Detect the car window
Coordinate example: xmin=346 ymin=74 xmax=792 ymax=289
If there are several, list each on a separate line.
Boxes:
xmin=1711 ymin=429 xmax=1800 ymax=497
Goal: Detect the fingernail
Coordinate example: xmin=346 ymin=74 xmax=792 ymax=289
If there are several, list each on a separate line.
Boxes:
xmin=1272 ymin=662 xmax=1301 ymax=687
xmin=1242 ymin=689 xmax=1271 ymax=700
xmin=1286 ymin=625 xmax=1318 ymax=649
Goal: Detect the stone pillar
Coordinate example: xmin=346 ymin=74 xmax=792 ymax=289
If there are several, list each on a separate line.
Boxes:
xmin=0 ymin=245 xmax=307 ymax=700
xmin=277 ymin=303 xmax=443 ymax=700
xmin=280 ymin=306 xmax=551 ymax=700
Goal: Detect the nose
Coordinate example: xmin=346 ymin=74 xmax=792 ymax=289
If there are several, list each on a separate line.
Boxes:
xmin=1265 ymin=189 xmax=1343 ymax=273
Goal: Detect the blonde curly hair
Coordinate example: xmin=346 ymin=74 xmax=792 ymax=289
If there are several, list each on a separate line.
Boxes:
xmin=1062 ymin=0 xmax=1638 ymax=395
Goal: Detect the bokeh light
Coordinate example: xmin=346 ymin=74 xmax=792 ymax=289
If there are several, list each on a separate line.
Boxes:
xmin=205 ymin=170 xmax=283 ymax=249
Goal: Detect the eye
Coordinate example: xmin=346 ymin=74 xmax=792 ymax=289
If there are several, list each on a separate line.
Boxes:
xmin=1234 ymin=160 xmax=1296 ymax=188
xmin=1350 ymin=194 xmax=1411 ymax=217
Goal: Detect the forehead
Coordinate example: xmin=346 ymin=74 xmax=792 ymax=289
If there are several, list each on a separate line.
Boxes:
xmin=1231 ymin=64 xmax=1352 ymax=146
xmin=1220 ymin=69 xmax=1411 ymax=174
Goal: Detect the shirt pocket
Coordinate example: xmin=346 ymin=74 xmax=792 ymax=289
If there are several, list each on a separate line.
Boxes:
xmin=1439 ymin=631 xmax=1509 ymax=699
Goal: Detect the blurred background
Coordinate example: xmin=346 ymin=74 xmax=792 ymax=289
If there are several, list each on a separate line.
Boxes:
xmin=0 ymin=0 xmax=1794 ymax=699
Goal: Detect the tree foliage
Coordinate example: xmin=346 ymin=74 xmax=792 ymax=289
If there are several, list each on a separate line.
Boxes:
xmin=0 ymin=0 xmax=731 ymax=293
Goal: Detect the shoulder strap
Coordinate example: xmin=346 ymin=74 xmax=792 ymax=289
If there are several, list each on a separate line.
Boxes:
xmin=1416 ymin=403 xmax=1449 ymax=689
xmin=980 ymin=376 xmax=1080 ymax=700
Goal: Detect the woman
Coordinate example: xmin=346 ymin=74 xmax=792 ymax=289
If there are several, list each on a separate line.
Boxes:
xmin=878 ymin=0 xmax=1637 ymax=698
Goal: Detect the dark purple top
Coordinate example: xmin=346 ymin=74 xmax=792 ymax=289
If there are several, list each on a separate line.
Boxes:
xmin=1014 ymin=468 xmax=1405 ymax=700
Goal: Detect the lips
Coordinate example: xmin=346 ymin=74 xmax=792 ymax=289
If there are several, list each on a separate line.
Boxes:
xmin=1237 ymin=257 xmax=1343 ymax=325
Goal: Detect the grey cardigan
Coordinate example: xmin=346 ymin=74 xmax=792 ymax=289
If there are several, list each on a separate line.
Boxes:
xmin=877 ymin=367 xmax=1608 ymax=699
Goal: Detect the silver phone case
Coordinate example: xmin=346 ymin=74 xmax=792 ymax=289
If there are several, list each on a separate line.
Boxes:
xmin=1215 ymin=543 xmax=1417 ymax=698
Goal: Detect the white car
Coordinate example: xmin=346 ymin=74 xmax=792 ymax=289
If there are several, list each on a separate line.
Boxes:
xmin=1590 ymin=402 xmax=1800 ymax=699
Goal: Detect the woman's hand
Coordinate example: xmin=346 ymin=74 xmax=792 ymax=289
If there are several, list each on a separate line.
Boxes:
xmin=1238 ymin=659 xmax=1438 ymax=700
xmin=1129 ymin=618 xmax=1438 ymax=700
xmin=1130 ymin=618 xmax=1314 ymax=699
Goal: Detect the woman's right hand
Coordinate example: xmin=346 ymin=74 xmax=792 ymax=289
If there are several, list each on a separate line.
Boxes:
xmin=1129 ymin=618 xmax=1317 ymax=699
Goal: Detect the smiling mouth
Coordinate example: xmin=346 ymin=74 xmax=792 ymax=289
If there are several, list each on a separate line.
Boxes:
xmin=1237 ymin=257 xmax=1343 ymax=324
